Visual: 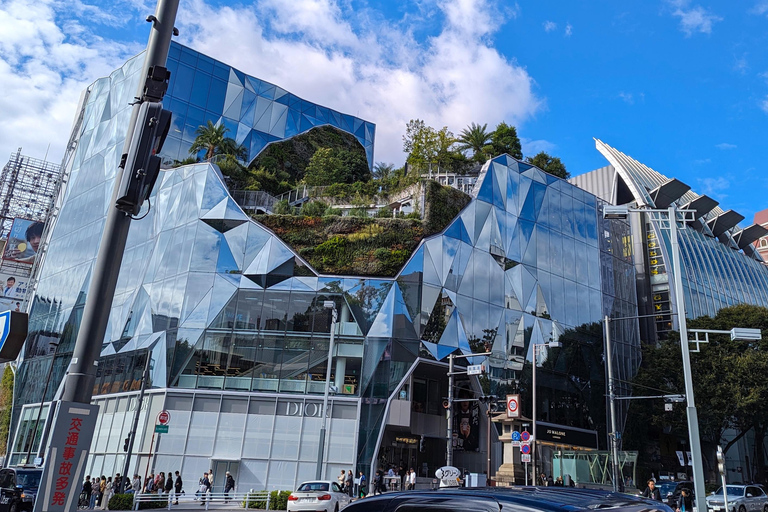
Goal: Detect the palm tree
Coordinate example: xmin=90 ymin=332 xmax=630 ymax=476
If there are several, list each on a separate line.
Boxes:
xmin=457 ymin=122 xmax=491 ymax=162
xmin=188 ymin=121 xmax=246 ymax=161
xmin=373 ymin=162 xmax=395 ymax=180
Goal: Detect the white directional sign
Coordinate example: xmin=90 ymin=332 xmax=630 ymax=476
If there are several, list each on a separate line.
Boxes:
xmin=467 ymin=364 xmax=485 ymax=376
xmin=521 ymin=454 xmax=531 ymax=463
xmin=506 ymin=394 xmax=520 ymax=418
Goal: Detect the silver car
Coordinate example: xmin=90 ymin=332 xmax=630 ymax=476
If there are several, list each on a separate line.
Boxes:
xmin=706 ymin=485 xmax=768 ymax=512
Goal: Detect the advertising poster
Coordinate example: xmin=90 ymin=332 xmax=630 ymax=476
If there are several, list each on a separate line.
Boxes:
xmin=453 ymin=386 xmax=480 ymax=452
xmin=2 ymin=218 xmax=44 ymax=265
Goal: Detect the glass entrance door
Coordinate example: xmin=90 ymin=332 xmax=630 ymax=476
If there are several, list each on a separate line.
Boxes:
xmin=211 ymin=461 xmax=239 ymax=493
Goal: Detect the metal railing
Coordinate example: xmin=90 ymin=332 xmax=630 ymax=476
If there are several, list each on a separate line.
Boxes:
xmin=131 ymin=491 xmax=271 ymax=510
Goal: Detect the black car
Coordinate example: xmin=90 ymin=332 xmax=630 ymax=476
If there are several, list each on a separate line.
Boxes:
xmin=658 ymin=481 xmax=695 ymax=507
xmin=0 ymin=467 xmax=43 ymax=512
xmin=344 ymin=487 xmax=674 ymax=512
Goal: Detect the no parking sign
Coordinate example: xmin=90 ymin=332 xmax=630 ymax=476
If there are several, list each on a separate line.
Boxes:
xmin=506 ymin=394 xmax=520 ymax=418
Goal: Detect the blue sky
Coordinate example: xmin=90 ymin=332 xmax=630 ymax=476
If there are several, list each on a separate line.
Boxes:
xmin=1 ymin=0 xmax=766 ymax=220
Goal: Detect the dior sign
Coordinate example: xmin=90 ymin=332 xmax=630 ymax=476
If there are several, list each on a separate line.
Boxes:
xmin=283 ymin=401 xmax=326 ymax=417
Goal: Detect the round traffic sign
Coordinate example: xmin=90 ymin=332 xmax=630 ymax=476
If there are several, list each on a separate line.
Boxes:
xmin=511 ymin=431 xmax=521 ymax=442
xmin=520 ymin=431 xmax=530 ymax=442
xmin=157 ymin=410 xmax=171 ymax=425
xmin=520 ymin=444 xmax=531 ymax=455
xmin=507 ymin=397 xmax=518 ymax=413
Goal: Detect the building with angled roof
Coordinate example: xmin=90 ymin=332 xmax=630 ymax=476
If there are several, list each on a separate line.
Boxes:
xmin=753 ymin=208 xmax=768 ymax=262
xmin=572 ymin=139 xmax=768 ymax=344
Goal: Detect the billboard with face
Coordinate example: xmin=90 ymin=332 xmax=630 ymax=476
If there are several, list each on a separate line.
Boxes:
xmin=2 ymin=218 xmax=44 ymax=265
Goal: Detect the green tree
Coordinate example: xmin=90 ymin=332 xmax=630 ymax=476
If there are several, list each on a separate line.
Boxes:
xmin=486 ymin=122 xmax=522 ymax=160
xmin=403 ymin=119 xmax=439 ymax=170
xmin=272 ymin=199 xmax=293 ymax=215
xmin=457 ymin=122 xmax=492 ymax=163
xmin=304 ymin=148 xmax=371 ymax=186
xmin=0 ymin=365 xmax=14 ymax=455
xmin=526 ymin=151 xmax=569 ymax=179
xmin=188 ymin=121 xmax=245 ymax=160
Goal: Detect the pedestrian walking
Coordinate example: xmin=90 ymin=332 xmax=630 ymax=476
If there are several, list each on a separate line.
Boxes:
xmin=358 ymin=472 xmax=366 ymax=498
xmin=89 ymin=477 xmax=99 ymax=509
xmin=338 ymin=470 xmax=346 ymax=492
xmin=345 ymin=470 xmax=353 ymax=497
xmin=408 ymin=468 xmax=416 ymax=490
xmin=82 ymin=476 xmax=92 ymax=509
xmin=198 ymin=472 xmax=211 ymax=505
xmin=675 ymin=488 xmax=693 ymax=512
xmin=642 ymin=479 xmax=661 ymax=501
xmin=165 ymin=472 xmax=173 ymax=496
xmin=224 ymin=471 xmax=235 ymax=502
xmin=174 ymin=471 xmax=183 ymax=505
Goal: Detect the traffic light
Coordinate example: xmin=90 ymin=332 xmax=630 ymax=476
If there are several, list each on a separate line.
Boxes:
xmin=123 ymin=436 xmax=130 ymax=452
xmin=115 ymin=99 xmax=172 ymax=216
xmin=478 ymin=395 xmax=497 ymax=404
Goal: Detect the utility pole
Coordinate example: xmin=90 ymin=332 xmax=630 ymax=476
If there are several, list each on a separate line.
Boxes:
xmin=447 ymin=354 xmax=454 ymax=467
xmin=120 ymin=351 xmax=152 ymax=493
xmin=604 ymin=316 xmax=621 ymax=492
xmin=33 ymin=2 xmax=177 ymax=511
xmin=315 ymin=302 xmax=338 ymax=479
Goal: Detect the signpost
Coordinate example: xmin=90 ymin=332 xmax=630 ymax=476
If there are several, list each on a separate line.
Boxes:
xmin=157 ymin=410 xmax=171 ymax=425
xmin=467 ymin=364 xmax=485 ymax=376
xmin=511 ymin=430 xmax=521 ymax=447
xmin=506 ymin=394 xmax=520 ymax=418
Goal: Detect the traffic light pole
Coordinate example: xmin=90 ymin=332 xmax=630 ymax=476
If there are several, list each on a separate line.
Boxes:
xmin=120 ymin=351 xmax=152 ymax=493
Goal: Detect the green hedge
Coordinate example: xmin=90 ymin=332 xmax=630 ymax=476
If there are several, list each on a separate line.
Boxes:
xmin=107 ymin=494 xmax=134 ymax=510
xmin=243 ymin=490 xmax=291 ymax=510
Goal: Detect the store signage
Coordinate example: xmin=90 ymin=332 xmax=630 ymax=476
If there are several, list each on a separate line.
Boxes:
xmin=395 ymin=437 xmax=419 ymax=444
xmin=536 ymin=421 xmax=598 ymax=449
xmin=283 ymin=401 xmax=325 ymax=417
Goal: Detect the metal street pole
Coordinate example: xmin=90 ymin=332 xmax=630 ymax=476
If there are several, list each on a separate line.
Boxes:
xmin=315 ymin=304 xmax=338 ymax=479
xmin=447 ymin=354 xmax=454 ymax=467
xmin=62 ymin=0 xmax=178 ymax=404
xmin=603 ymin=316 xmax=620 ymax=493
xmin=532 ymin=345 xmax=537 ymax=485
xmin=120 ymin=350 xmax=152 ymax=493
xmin=26 ymin=341 xmax=60 ymax=465
xmin=669 ymin=204 xmax=706 ymax=512
xmin=4 ymin=362 xmax=17 ymax=466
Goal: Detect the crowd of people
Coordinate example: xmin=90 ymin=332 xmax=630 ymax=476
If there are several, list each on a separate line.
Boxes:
xmin=368 ymin=465 xmax=417 ymax=495
xmin=79 ymin=469 xmax=236 ymax=509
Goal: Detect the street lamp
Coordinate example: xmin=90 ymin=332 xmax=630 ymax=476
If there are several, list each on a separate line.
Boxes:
xmin=531 ymin=340 xmax=561 ymax=484
xmin=315 ymin=300 xmax=338 ymax=479
xmin=602 ymin=203 xmax=762 ymax=512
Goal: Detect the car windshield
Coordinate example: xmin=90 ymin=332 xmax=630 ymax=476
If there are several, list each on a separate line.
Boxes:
xmin=297 ymin=482 xmax=329 ymax=492
xmin=659 ymin=483 xmax=677 ymax=495
xmin=714 ymin=486 xmax=744 ymax=497
xmin=16 ymin=471 xmax=42 ymax=491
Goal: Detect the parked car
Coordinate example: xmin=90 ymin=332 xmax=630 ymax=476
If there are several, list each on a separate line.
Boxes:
xmin=287 ymin=481 xmax=351 ymax=512
xmin=706 ymin=485 xmax=768 ymax=512
xmin=343 ymin=486 xmax=673 ymax=512
xmin=658 ymin=481 xmax=695 ymax=507
xmin=0 ymin=467 xmax=43 ymax=512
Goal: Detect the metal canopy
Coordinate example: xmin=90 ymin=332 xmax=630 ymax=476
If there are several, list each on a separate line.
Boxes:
xmin=649 ymin=178 xmax=690 ymax=208
xmin=681 ymin=195 xmax=719 ymax=219
xmin=707 ymin=210 xmax=745 ymax=237
xmin=733 ymin=224 xmax=768 ymax=250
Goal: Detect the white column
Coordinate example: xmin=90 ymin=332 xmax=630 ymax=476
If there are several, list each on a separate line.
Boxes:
xmin=334 ymin=357 xmax=346 ymax=391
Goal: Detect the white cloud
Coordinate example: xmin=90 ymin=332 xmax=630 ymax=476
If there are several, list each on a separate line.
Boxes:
xmin=761 ymin=96 xmax=768 ymax=114
xmin=543 ymin=21 xmax=557 ymax=32
xmin=618 ymin=92 xmax=634 ymax=104
xmin=750 ymin=2 xmax=768 ymax=16
xmin=668 ymin=1 xmax=722 ymax=36
xmin=715 ymin=143 xmax=737 ymax=150
xmin=733 ymin=54 xmax=748 ymax=74
xmin=521 ymin=138 xmax=556 ymax=156
xmin=564 ymin=23 xmax=573 ymax=37
xmin=698 ymin=176 xmax=729 ymax=200
xmin=177 ymin=0 xmax=542 ymax=164
xmin=0 ymin=0 xmax=141 ymax=164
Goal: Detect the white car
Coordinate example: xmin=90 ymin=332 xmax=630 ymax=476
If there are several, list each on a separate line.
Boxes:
xmin=287 ymin=480 xmax=351 ymax=512
xmin=706 ymin=485 xmax=768 ymax=512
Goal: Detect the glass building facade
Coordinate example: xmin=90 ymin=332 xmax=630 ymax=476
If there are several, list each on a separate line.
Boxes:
xmin=11 ymin=47 xmax=641 ymax=490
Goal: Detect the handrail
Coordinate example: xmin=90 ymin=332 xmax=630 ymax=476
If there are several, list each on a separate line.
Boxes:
xmin=131 ymin=490 xmax=272 ymax=510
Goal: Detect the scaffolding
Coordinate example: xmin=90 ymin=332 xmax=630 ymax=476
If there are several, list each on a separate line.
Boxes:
xmin=0 ymin=149 xmax=62 ymax=239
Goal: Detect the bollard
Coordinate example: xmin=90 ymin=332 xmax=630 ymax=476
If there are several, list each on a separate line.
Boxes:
xmin=265 ymin=492 xmax=270 ymax=511
xmin=168 ymin=493 xmax=172 ymax=510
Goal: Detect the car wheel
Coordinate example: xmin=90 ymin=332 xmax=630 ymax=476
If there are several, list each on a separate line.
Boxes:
xmin=739 ymin=506 xmax=746 ymax=512
xmin=763 ymin=505 xmax=768 ymax=512
xmin=334 ymin=504 xmax=339 ymax=512
xmin=9 ymin=503 xmax=17 ymax=512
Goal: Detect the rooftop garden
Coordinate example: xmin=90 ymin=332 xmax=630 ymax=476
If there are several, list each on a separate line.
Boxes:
xmin=179 ymin=118 xmax=570 ymax=276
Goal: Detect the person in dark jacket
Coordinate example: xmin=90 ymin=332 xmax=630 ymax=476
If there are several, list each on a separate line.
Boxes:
xmin=675 ymin=488 xmax=693 ymax=512
xmin=642 ymin=480 xmax=661 ymax=501
xmin=165 ymin=472 xmax=174 ymax=494
xmin=174 ymin=471 xmax=183 ymax=505
xmin=224 ymin=472 xmax=235 ymax=502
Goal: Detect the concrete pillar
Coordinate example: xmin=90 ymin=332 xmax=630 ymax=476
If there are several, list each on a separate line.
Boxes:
xmin=334 ymin=357 xmax=346 ymax=391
